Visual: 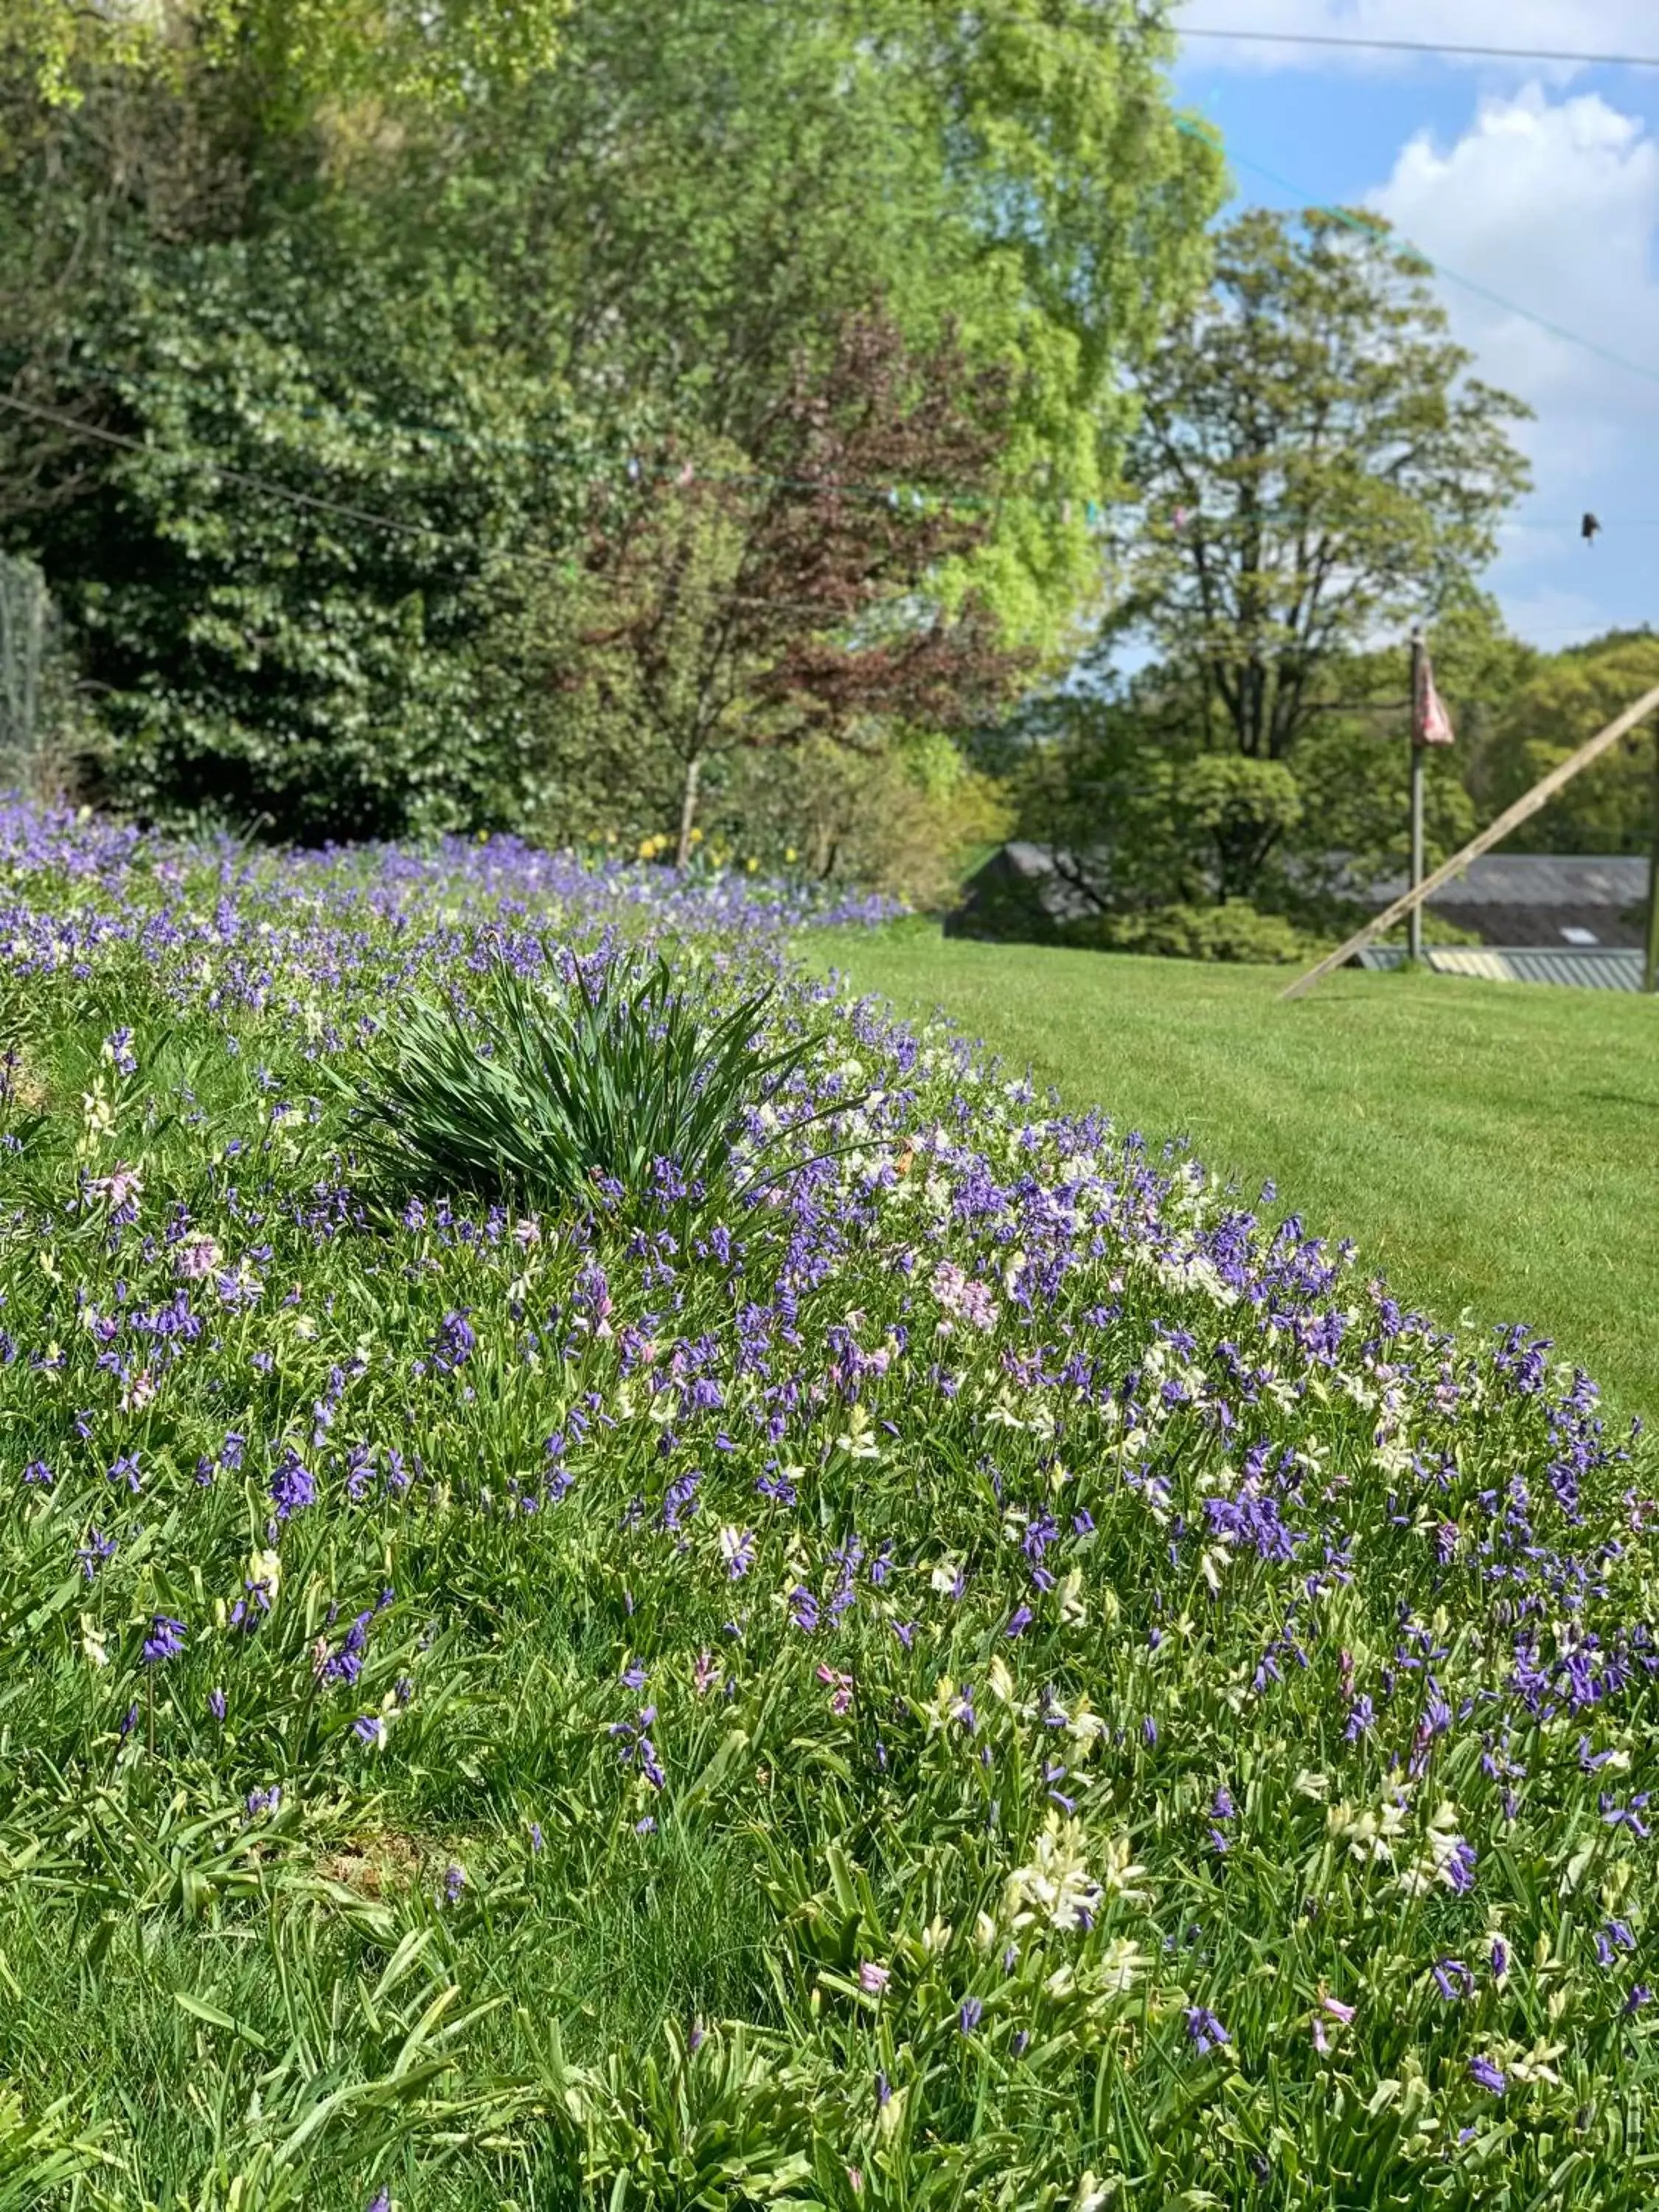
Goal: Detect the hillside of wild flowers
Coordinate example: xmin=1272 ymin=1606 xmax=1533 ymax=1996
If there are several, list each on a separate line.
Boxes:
xmin=0 ymin=799 xmax=1655 ymax=2210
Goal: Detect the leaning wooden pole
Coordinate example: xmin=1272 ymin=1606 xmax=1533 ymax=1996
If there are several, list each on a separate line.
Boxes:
xmin=1281 ymin=679 xmax=1659 ymax=1001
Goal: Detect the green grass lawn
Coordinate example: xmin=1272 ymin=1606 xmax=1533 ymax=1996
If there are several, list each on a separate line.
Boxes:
xmin=801 ymin=923 xmax=1659 ymax=1419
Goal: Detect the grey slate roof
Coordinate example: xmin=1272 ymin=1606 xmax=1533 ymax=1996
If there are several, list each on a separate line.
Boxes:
xmin=974 ymin=845 xmax=1649 ymax=911
xmin=949 ymin=841 xmax=1103 ymax=932
xmin=1367 ymin=855 xmax=1649 ymax=907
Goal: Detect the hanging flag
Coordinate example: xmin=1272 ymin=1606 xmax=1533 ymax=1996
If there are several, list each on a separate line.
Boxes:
xmin=1413 ymin=643 xmax=1455 ymax=748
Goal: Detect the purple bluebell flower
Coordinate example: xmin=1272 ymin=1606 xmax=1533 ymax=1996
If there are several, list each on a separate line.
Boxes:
xmin=102 ymin=1027 xmax=138 ymax=1078
xmin=1468 ymin=2055 xmax=1506 ymax=2095
xmin=270 ymin=1448 xmax=316 ymax=1521
xmin=1600 ymin=1792 xmax=1652 ymax=1838
xmin=789 ymin=1586 xmax=820 ymax=1633
xmin=142 ymin=1614 xmax=186 ymax=1664
xmin=959 ymin=1996 xmax=983 ymax=2034
xmin=324 ymin=1611 xmax=374 ymax=1685
xmin=1432 ymin=1959 xmax=1473 ymax=2000
xmin=430 ymin=1310 xmax=476 ymax=1373
xmin=1185 ymin=2006 xmax=1229 ymax=2057
xmin=1444 ymin=1840 xmax=1478 ymax=1895
xmin=77 ymin=1527 xmax=116 ymax=1582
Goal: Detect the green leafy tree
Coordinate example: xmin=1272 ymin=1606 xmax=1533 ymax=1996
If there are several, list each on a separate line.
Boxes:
xmin=0 ymin=27 xmax=256 ymax=539
xmin=1006 ymin=604 xmax=1493 ymax=947
xmin=4 ymin=0 xmax=570 ymax=114
xmin=711 ymin=728 xmax=1015 ymax=908
xmin=444 ymin=0 xmax=1224 ymax=655
xmin=1000 ymin=215 xmax=1533 ymax=950
xmin=21 ymin=226 xmax=600 ymax=838
xmin=1110 ymin=208 xmax=1531 ymax=768
xmin=1 ymin=0 xmax=1223 ymax=846
xmin=1480 ymin=630 xmax=1659 ymax=855
xmin=1013 ymin=686 xmax=1300 ymax=902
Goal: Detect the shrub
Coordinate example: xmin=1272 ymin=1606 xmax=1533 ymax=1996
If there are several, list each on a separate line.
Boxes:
xmin=709 ymin=731 xmax=1014 ymax=909
xmin=1056 ymin=898 xmax=1309 ymax=964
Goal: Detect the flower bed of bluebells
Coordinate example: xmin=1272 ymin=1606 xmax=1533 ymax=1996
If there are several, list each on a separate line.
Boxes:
xmin=0 ymin=799 xmax=1655 ymax=2209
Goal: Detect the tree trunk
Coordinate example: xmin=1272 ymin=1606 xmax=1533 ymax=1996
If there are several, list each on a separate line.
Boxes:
xmin=675 ymin=752 xmax=703 ymax=869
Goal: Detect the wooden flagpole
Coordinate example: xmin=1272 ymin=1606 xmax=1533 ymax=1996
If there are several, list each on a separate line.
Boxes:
xmin=1281 ymin=678 xmax=1659 ymax=1001
xmin=1408 ymin=633 xmax=1425 ymax=966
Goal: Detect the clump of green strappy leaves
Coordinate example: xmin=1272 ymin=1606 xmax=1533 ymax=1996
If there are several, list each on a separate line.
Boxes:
xmin=345 ymin=950 xmax=830 ymax=1215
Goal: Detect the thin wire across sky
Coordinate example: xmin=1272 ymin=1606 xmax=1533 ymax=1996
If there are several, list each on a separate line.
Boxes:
xmin=1179 ymin=24 xmax=1659 ymax=72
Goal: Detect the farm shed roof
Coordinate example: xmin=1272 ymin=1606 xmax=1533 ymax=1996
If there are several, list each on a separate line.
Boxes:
xmin=1355 ymin=945 xmax=1649 ymax=991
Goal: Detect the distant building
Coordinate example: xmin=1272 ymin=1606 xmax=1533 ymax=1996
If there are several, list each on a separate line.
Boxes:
xmin=951 ymin=845 xmax=1651 ymax=951
xmin=1354 ymin=943 xmax=1647 ymax=990
xmin=1361 ymin=853 xmax=1649 ymax=950
xmin=947 ymin=841 xmax=1100 ymax=939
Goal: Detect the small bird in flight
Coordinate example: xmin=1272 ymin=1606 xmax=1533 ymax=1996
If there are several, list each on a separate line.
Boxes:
xmin=1582 ymin=512 xmax=1601 ymax=546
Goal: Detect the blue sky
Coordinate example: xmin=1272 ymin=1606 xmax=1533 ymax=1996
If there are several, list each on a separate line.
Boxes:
xmin=1167 ymin=1 xmax=1659 ymax=649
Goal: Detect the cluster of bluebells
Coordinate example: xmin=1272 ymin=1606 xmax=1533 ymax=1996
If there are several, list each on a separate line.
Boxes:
xmin=0 ymin=801 xmax=1655 ymax=2205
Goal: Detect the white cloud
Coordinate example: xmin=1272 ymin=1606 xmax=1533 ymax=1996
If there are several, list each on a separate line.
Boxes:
xmin=1371 ymin=87 xmax=1659 ymax=414
xmin=1175 ymin=0 xmax=1659 ymax=80
xmin=1365 ymin=88 xmax=1659 ymax=636
xmin=1172 ymin=10 xmax=1659 ymax=641
xmin=1370 ymin=88 xmax=1659 ymax=462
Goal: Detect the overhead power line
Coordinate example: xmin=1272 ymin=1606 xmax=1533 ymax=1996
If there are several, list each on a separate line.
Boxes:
xmin=1178 ymin=24 xmax=1659 ymax=72
xmin=0 ymin=389 xmax=998 ymax=625
xmin=0 ymin=389 xmax=451 ymax=545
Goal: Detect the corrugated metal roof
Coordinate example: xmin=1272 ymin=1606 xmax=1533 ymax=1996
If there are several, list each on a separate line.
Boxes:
xmin=1368 ymin=855 xmax=1649 ymax=907
xmin=1356 ymin=945 xmax=1649 ymax=991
